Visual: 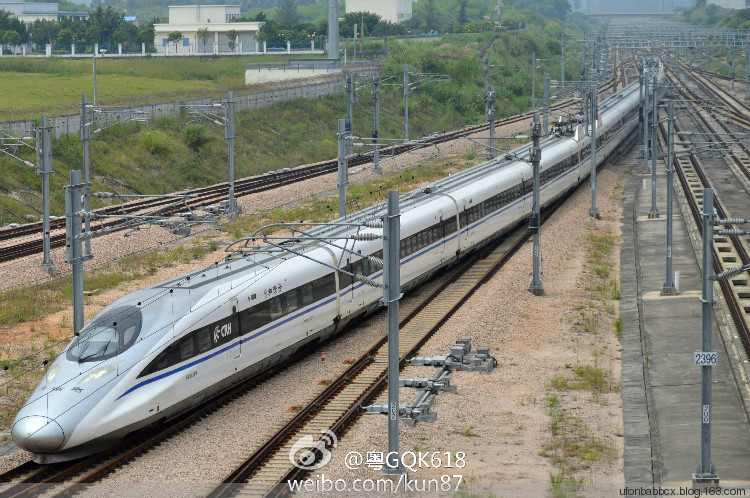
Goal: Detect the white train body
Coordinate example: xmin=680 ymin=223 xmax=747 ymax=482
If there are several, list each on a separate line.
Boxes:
xmin=12 ymin=78 xmax=646 ymax=463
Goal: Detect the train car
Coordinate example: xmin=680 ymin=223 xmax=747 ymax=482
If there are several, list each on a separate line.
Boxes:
xmin=11 ymin=75 xmax=651 ymax=463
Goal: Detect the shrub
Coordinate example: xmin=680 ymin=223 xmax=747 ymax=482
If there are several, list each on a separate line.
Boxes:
xmin=183 ymin=123 xmax=209 ymax=152
xmin=141 ymin=129 xmax=170 ymax=156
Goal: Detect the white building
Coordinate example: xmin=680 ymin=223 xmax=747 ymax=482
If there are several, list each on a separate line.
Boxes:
xmin=345 ymin=0 xmax=412 ymax=24
xmin=153 ymin=5 xmax=264 ymax=55
xmin=0 ymin=2 xmax=88 ymax=22
xmin=707 ymin=0 xmax=750 ymax=8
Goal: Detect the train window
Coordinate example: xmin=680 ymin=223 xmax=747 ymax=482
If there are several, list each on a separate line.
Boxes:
xmin=299 ymin=283 xmax=314 ymax=306
xmin=286 ymin=289 xmax=299 ymax=313
xmin=67 ymin=305 xmax=143 ymax=363
xmin=240 ymin=303 xmax=270 ymax=334
xmin=179 ymin=336 xmax=194 ymax=361
xmin=196 ymin=327 xmax=211 ymax=353
xmin=269 ymin=296 xmax=284 ymax=320
xmin=400 ymin=239 xmax=407 ymax=257
xmin=312 ymin=273 xmax=336 ymax=301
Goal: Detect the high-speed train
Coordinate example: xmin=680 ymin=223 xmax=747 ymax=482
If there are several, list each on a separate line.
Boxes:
xmin=11 ymin=73 xmax=655 ymax=463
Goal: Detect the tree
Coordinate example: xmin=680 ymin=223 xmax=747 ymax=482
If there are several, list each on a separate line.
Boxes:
xmin=197 ymin=27 xmax=210 ymax=51
xmin=458 ymin=0 xmax=468 ymax=25
xmin=2 ymin=30 xmax=21 ymax=51
xmin=253 ymin=11 xmax=267 ymax=22
xmin=136 ymin=22 xmax=155 ymax=47
xmin=31 ymin=19 xmax=59 ymax=45
xmin=277 ymin=0 xmax=300 ymax=25
xmin=340 ymin=12 xmax=380 ymax=38
xmin=423 ymin=0 xmax=439 ymax=32
xmin=226 ymin=28 xmax=238 ymax=50
xmin=89 ymin=6 xmax=123 ymax=44
xmin=167 ymin=31 xmax=182 ymax=52
xmin=85 ymin=25 xmax=101 ymax=44
xmin=57 ymin=27 xmax=74 ymax=45
xmin=113 ymin=23 xmax=136 ymax=44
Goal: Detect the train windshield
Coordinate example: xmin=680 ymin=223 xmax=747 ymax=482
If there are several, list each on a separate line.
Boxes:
xmin=67 ymin=306 xmax=143 ymax=363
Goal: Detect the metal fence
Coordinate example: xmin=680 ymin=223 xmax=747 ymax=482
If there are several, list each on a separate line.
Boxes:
xmin=0 ymin=74 xmax=353 ymax=139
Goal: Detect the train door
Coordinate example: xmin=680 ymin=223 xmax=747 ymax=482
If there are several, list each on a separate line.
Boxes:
xmin=230 ymin=297 xmax=241 ymax=360
xmin=437 ymin=209 xmax=446 ymax=260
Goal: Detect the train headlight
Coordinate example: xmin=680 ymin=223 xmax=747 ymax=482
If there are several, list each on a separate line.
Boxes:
xmin=46 ymin=362 xmax=60 ymax=383
xmin=79 ymin=362 xmax=120 ymax=384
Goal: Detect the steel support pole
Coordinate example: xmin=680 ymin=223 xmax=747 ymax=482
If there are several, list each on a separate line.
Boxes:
xmin=40 ymin=115 xmax=55 ymax=274
xmin=80 ymin=94 xmax=92 ymax=257
xmin=529 ymin=114 xmax=544 ymax=296
xmin=693 ymin=187 xmax=718 ymax=485
xmin=484 ymin=54 xmax=489 ymax=118
xmin=337 ymin=119 xmax=348 ymax=218
xmin=65 ymin=170 xmax=84 ymax=336
xmin=589 ymin=83 xmax=600 ymax=220
xmin=403 ymin=64 xmax=409 ymax=141
xmin=327 ymin=0 xmax=338 ymax=58
xmin=543 ymin=74 xmax=549 ymax=136
xmin=488 ymin=86 xmax=495 ymax=160
xmin=561 ymin=32 xmax=565 ymax=92
xmin=373 ymin=76 xmax=381 ymax=175
xmin=662 ymin=101 xmax=677 ymax=295
xmin=730 ymin=45 xmax=735 ymax=90
xmin=531 ymin=50 xmax=536 ymax=111
xmin=643 ymin=73 xmax=650 ymax=173
xmin=649 ymin=73 xmax=659 ymax=218
xmin=746 ymin=47 xmax=749 ymax=101
xmin=225 ymin=91 xmax=239 ymax=216
xmin=383 ymin=190 xmax=404 ymax=475
xmin=639 ymin=71 xmax=644 ymax=144
xmin=92 ymin=52 xmax=98 ymax=108
xmin=706 ymin=45 xmax=711 ymax=71
xmin=353 ymin=23 xmax=357 ymax=61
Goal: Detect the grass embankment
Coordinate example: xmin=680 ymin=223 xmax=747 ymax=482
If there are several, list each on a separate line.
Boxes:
xmin=0 ymin=55 xmax=321 ymax=119
xmin=0 ymin=27 xmax=588 ymax=227
xmin=0 ymin=151 xmax=478 ymax=429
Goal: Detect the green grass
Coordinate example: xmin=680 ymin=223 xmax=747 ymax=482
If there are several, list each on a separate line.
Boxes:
xmin=613 ymin=315 xmax=623 ymax=340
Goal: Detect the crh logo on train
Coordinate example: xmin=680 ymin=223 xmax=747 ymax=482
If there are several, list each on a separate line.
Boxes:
xmin=213 ymin=323 xmax=232 ymax=343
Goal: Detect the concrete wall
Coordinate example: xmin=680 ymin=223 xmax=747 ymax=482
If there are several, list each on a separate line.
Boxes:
xmin=570 ymin=0 xmax=695 ymax=12
xmin=245 ymin=67 xmax=343 ymax=84
xmin=707 ymin=0 xmax=749 ymax=8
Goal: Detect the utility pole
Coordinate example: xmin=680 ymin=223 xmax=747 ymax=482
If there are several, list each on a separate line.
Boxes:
xmin=487 ymin=85 xmax=496 ymax=159
xmin=353 ymin=23 xmax=357 ymax=61
xmin=337 ymin=119 xmax=348 ymax=218
xmin=729 ymin=45 xmax=735 ymax=90
xmin=225 ymin=91 xmax=239 ymax=217
xmin=92 ymin=51 xmax=98 ymax=108
xmin=639 ymin=71 xmax=644 ymax=144
xmin=327 ymin=0 xmax=338 ymax=58
xmin=643 ymin=71 xmax=650 ymax=174
xmin=40 ymin=115 xmax=55 ymax=275
xmin=65 ymin=170 xmax=89 ymax=336
xmin=746 ymin=46 xmax=749 ymax=100
xmin=649 ymin=73 xmax=659 ymax=218
xmin=347 ymin=71 xmax=354 ymax=146
xmin=589 ymin=82 xmax=600 ymax=220
xmin=543 ymin=73 xmax=550 ymax=136
xmin=561 ymin=32 xmax=566 ymax=92
xmin=706 ymin=45 xmax=711 ymax=72
xmin=529 ymin=114 xmax=544 ymax=296
xmin=484 ymin=54 xmax=489 ymax=118
xmin=382 ymin=190 xmax=405 ymax=476
xmin=531 ymin=50 xmax=536 ymax=111
xmin=373 ymin=76 xmax=381 ymax=175
xmin=80 ymin=94 xmax=92 ymax=257
xmin=403 ymin=64 xmax=410 ymax=141
xmin=662 ymin=100 xmax=678 ymax=295
xmin=693 ymin=187 xmax=718 ymax=486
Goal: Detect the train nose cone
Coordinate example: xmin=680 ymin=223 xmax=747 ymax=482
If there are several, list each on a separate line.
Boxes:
xmin=11 ymin=416 xmax=65 ymax=453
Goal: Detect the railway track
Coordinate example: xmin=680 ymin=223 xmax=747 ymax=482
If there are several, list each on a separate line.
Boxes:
xmin=0 ymin=73 xmax=629 ymax=491
xmin=0 ymin=77 xmax=623 ymax=264
xmin=660 ymin=67 xmax=750 ymax=358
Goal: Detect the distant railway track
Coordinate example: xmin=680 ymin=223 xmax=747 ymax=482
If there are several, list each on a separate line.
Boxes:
xmin=663 ymin=66 xmax=750 ymax=358
xmin=0 ymin=77 xmax=622 ymax=265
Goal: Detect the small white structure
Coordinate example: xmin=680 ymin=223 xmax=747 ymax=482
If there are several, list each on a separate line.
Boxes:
xmin=153 ymin=5 xmax=264 ymax=55
xmin=345 ymin=0 xmax=412 ymax=23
